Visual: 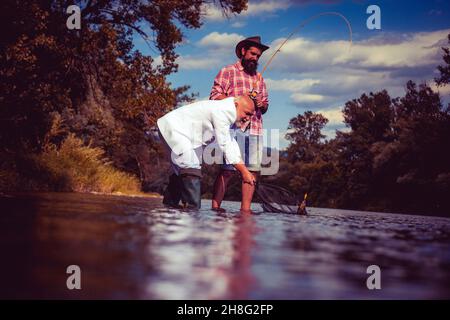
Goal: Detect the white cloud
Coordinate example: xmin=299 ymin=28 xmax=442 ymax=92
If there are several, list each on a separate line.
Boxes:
xmin=316 ymin=108 xmax=344 ymax=126
xmin=245 ymin=0 xmax=290 ymax=16
xmin=337 ymin=30 xmax=448 ymax=69
xmin=273 ymin=67 xmax=406 ymax=109
xmin=177 ymin=28 xmax=449 ymax=142
xmin=177 ymin=55 xmax=221 ymax=71
xmin=430 ymin=83 xmax=450 ymax=97
xmin=260 ymin=37 xmax=349 ymax=73
xmin=263 ymin=29 xmax=450 ymax=74
xmin=265 ymin=78 xmax=320 ymax=92
xmin=258 ymin=29 xmax=450 ymax=110
xmin=231 ymin=21 xmax=246 ymax=28
xmin=291 ymin=93 xmax=325 ymax=103
xmin=175 ymin=32 xmax=247 ymax=72
xmin=198 ymin=32 xmax=244 ymax=50
xmin=202 ymin=0 xmax=291 ymax=22
xmin=201 ymin=4 xmax=227 ymax=22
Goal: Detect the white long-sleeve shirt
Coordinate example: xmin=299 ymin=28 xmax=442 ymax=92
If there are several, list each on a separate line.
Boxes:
xmin=156 ymin=97 xmax=242 ymax=165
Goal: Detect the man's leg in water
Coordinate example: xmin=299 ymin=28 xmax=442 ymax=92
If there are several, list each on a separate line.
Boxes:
xmin=241 ymin=171 xmax=258 ymax=212
xmin=212 ymin=131 xmax=262 ymax=212
xmin=212 ymin=169 xmax=258 ymax=212
xmin=163 ymin=173 xmax=182 ymax=207
xmin=240 ymin=132 xmax=261 ymax=212
xmin=179 ymin=171 xmax=202 ymax=209
xmin=212 ymin=169 xmax=234 ymax=210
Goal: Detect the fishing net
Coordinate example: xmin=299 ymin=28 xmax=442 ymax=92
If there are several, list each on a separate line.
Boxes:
xmin=255 ymin=182 xmax=307 ymax=214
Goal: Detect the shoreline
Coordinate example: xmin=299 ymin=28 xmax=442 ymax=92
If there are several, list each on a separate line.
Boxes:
xmin=0 ymin=190 xmax=163 ymax=199
xmin=1 ymin=191 xmax=448 ymax=218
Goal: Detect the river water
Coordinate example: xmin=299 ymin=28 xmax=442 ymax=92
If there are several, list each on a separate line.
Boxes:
xmin=0 ymin=192 xmax=449 ymax=299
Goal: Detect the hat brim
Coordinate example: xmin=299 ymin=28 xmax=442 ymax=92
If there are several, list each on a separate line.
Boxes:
xmin=235 ymin=40 xmax=270 ymax=58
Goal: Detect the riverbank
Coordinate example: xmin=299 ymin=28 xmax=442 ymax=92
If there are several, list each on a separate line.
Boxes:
xmin=0 ymin=190 xmax=162 ymax=200
xmin=88 ymin=190 xmax=162 ymax=198
xmin=0 ymin=134 xmax=144 ymax=195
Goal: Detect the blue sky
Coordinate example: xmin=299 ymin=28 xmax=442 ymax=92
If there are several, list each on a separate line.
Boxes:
xmin=134 ymin=0 xmax=450 ymax=149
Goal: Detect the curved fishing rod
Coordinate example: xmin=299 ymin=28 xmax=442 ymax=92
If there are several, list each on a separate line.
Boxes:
xmin=254 ymin=13 xmax=352 ymax=214
xmin=260 ymin=11 xmax=353 ymax=77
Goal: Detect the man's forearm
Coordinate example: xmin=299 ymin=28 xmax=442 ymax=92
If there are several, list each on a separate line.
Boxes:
xmin=233 ymin=162 xmax=249 ymax=175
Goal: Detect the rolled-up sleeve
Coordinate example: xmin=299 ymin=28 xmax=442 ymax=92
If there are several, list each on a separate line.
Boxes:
xmin=211 ymin=111 xmax=242 ymax=164
xmin=210 ymin=68 xmax=230 ymax=100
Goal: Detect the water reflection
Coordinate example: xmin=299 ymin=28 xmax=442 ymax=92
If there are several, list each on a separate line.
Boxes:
xmin=0 ymin=193 xmax=449 ymax=299
xmin=145 ymin=208 xmax=259 ymax=299
xmin=226 ymin=212 xmax=258 ymax=299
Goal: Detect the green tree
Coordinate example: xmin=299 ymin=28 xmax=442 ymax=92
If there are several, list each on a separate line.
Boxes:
xmin=435 ymin=34 xmax=450 ymax=86
xmin=286 ymin=111 xmax=328 ymax=162
xmin=0 ymin=0 xmax=248 ymax=189
xmin=372 ymin=81 xmax=450 ymax=213
xmin=267 ymin=111 xmax=334 ymax=206
xmin=271 ymin=39 xmax=450 ymax=215
xmin=335 ymin=90 xmax=394 ymax=209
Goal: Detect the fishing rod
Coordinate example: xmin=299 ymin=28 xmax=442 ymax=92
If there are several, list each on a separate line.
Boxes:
xmin=250 ymin=11 xmax=352 ymax=98
xmin=255 ymin=12 xmax=352 ymax=213
xmin=260 ymin=11 xmax=353 ymax=77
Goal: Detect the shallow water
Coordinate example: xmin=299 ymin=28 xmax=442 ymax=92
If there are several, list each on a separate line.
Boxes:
xmin=0 ymin=192 xmax=449 ymax=299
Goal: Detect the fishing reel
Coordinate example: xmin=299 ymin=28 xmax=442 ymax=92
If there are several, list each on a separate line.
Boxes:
xmin=249 ymin=89 xmax=260 ymax=112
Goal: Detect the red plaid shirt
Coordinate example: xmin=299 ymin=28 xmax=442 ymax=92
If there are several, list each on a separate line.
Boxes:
xmin=210 ymin=61 xmax=268 ymax=136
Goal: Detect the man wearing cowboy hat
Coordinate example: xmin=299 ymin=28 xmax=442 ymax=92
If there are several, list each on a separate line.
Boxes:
xmin=209 ymin=36 xmax=270 ymax=212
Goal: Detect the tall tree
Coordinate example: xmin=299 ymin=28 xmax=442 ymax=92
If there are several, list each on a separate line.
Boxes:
xmin=373 ymin=81 xmax=450 ymax=213
xmin=286 ymin=111 xmax=328 ymax=162
xmin=435 ymin=34 xmax=450 ymax=86
xmin=335 ymin=90 xmax=394 ymax=208
xmin=0 ymin=0 xmax=248 ymax=183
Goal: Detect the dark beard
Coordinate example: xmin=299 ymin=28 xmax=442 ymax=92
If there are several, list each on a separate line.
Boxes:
xmin=241 ymin=58 xmax=258 ymax=75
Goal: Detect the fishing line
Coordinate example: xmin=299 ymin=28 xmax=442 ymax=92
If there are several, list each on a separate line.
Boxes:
xmin=256 ymin=12 xmax=352 ymax=213
xmin=260 ymin=11 xmax=353 ymax=77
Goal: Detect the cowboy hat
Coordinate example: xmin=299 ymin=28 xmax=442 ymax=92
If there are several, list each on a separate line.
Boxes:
xmin=235 ymin=36 xmax=270 ymax=58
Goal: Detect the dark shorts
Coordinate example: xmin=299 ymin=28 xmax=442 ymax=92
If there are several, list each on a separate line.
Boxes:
xmin=223 ymin=127 xmax=263 ymax=172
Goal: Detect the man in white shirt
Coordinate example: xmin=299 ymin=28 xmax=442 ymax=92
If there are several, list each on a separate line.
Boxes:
xmin=157 ymin=95 xmax=256 ymax=210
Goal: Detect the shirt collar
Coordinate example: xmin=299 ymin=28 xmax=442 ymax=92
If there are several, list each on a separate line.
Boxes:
xmin=234 ymin=60 xmax=244 ymax=71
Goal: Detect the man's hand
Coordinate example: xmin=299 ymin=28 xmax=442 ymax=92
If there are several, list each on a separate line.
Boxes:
xmin=257 ymin=101 xmax=268 ymax=114
xmin=242 ymin=170 xmax=256 ymax=185
xmin=234 ymin=163 xmax=256 ymax=185
xmin=251 ymin=94 xmax=268 ymax=114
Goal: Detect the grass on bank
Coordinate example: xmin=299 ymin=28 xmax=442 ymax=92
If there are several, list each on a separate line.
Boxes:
xmin=0 ymin=134 xmax=142 ymax=195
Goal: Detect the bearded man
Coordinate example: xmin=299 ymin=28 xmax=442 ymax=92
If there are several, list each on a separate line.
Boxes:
xmin=209 ymin=36 xmax=270 ymax=212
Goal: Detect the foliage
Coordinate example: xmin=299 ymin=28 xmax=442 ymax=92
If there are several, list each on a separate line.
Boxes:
xmin=1 ymin=134 xmax=141 ymax=193
xmin=268 ymin=80 xmax=450 ymax=216
xmin=436 ymin=34 xmax=450 ymax=86
xmin=0 ymin=0 xmax=247 ymax=191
